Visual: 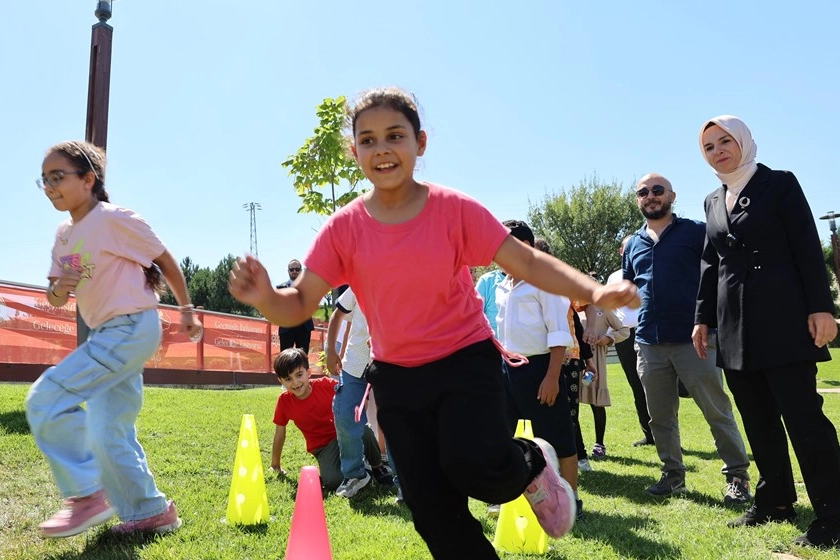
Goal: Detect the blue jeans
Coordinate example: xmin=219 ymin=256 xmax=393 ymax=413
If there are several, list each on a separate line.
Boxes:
xmin=332 ymin=369 xmax=371 ymax=479
xmin=25 ymin=309 xmax=169 ymax=521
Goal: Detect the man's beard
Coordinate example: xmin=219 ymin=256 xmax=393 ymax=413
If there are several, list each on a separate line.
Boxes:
xmin=641 ymin=199 xmax=672 ymax=220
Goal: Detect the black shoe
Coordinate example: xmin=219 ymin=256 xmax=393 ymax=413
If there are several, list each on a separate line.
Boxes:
xmin=727 ymin=504 xmax=796 ymax=527
xmin=646 ymin=471 xmax=686 ymax=497
xmin=794 ymin=519 xmax=840 ymax=548
xmin=370 ymin=465 xmax=394 ymax=485
xmin=575 ymin=499 xmax=583 ymax=520
xmin=633 ymin=437 xmax=654 ymax=447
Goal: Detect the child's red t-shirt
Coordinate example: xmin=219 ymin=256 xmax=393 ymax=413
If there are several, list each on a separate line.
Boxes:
xmin=272 ymin=377 xmax=337 ymax=453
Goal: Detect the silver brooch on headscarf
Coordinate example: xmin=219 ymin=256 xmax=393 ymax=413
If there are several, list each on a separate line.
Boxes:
xmin=738 ymin=197 xmax=750 ymax=210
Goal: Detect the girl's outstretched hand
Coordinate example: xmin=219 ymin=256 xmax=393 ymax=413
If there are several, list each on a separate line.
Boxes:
xmin=591 ymin=280 xmax=640 ymax=311
xmin=228 ymin=255 xmax=274 ymax=308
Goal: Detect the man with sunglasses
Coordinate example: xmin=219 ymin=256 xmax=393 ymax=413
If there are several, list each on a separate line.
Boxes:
xmin=276 ymin=259 xmax=315 ymax=354
xmin=623 ymin=174 xmax=751 ymax=504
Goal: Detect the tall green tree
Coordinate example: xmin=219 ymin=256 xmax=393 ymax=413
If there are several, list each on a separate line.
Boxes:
xmin=282 ymin=96 xmax=368 ymax=318
xmin=528 ymin=176 xmax=641 ymax=282
xmin=159 ymin=255 xmax=258 ymax=316
xmin=187 ymin=267 xmax=214 ymax=311
xmin=159 ymin=256 xmax=200 ymax=306
xmin=206 ymin=254 xmax=259 ymax=316
xmin=282 ymin=96 xmax=367 ymax=216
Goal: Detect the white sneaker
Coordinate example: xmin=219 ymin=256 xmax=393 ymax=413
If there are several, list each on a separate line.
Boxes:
xmin=578 ymin=458 xmax=593 ymax=472
xmin=335 ymin=472 xmax=371 ymax=498
xmin=486 ymin=504 xmax=501 ymax=517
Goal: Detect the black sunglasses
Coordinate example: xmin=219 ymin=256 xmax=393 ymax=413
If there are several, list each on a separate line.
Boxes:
xmin=288 ymin=267 xmax=301 ymax=272
xmin=636 ymin=185 xmax=667 ymax=198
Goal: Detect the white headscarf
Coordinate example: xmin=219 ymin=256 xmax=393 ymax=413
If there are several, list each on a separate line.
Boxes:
xmin=699 ymin=115 xmax=758 ymax=203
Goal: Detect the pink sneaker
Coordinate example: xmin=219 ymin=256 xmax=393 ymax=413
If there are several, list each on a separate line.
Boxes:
xmin=39 ymin=489 xmax=115 ymax=538
xmin=110 ymin=500 xmax=182 ymax=535
xmin=523 ymin=438 xmax=576 ymax=538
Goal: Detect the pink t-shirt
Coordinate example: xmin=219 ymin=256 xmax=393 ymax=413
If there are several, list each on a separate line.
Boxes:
xmin=305 ymin=183 xmax=508 ymax=367
xmin=48 ymin=202 xmax=165 ymax=329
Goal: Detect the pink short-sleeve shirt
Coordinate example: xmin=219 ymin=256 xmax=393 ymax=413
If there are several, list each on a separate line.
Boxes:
xmin=48 ymin=202 xmax=165 ymax=328
xmin=305 ymin=183 xmax=508 ymax=367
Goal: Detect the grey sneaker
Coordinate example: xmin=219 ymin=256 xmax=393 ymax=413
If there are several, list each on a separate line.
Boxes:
xmin=646 ymin=471 xmax=686 ymax=496
xmin=723 ymin=477 xmax=752 ymax=505
xmin=486 ymin=504 xmax=501 ymax=518
xmin=578 ymin=458 xmax=593 ymax=472
xmin=335 ymin=472 xmax=371 ymax=498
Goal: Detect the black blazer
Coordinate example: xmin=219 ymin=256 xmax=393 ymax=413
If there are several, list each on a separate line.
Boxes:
xmin=695 ymin=163 xmax=834 ymax=372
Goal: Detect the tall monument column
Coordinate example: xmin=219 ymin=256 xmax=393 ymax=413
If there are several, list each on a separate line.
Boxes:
xmin=77 ymin=1 xmax=114 ymax=345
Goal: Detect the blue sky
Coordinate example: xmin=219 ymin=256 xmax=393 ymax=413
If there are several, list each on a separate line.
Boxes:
xmin=3 ymin=1 xmax=838 ymax=289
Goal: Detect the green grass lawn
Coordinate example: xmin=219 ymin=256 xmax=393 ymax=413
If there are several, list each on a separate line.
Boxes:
xmin=1 ymin=349 xmax=839 ymax=559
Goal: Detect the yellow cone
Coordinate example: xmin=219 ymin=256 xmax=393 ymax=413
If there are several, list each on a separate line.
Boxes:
xmin=492 ymin=418 xmax=548 ymax=554
xmin=514 ymin=418 xmax=534 ymax=439
xmin=225 ymin=414 xmax=270 ymax=524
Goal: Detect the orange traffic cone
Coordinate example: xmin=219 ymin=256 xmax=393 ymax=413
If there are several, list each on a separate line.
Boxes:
xmin=285 ymin=466 xmax=332 ymax=560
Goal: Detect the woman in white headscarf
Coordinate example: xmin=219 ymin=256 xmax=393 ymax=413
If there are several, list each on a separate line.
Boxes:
xmin=693 ymin=115 xmax=840 ymax=548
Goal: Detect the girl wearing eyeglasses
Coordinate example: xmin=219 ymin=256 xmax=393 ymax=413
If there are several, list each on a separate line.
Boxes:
xmin=229 ymin=87 xmax=639 ymax=559
xmin=27 ymin=140 xmax=201 ymax=538
xmin=694 ymin=116 xmax=840 ymax=548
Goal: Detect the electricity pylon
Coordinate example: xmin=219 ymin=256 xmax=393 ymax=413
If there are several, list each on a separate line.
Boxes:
xmin=243 ymin=202 xmax=262 ymax=257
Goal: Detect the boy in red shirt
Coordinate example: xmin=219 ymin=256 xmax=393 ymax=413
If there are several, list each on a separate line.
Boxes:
xmin=269 ymin=348 xmax=388 ymax=493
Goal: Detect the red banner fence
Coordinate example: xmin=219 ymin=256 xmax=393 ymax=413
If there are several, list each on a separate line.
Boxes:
xmin=0 ymin=281 xmax=326 ymax=386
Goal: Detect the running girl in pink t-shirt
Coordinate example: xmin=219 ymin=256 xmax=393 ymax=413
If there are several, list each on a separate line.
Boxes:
xmin=229 ymin=87 xmax=639 ymax=559
xmin=26 ymin=140 xmax=201 ymax=538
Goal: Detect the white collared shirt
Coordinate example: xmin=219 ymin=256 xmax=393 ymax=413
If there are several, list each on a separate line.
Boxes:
xmin=335 ymin=288 xmax=371 ymax=378
xmin=495 ymin=276 xmax=574 ymax=356
xmin=607 ymin=269 xmax=639 ymax=328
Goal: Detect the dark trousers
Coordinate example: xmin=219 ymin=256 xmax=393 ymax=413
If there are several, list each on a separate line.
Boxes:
xmin=563 ymin=360 xmax=586 ymax=459
xmin=366 ymin=339 xmax=544 ymax=560
xmin=502 ymin=353 xmax=576 ymax=459
xmin=589 ymin=404 xmax=607 ymax=445
xmin=279 ymin=326 xmax=312 ymax=355
xmin=615 ymin=329 xmax=653 ymax=442
xmin=725 ymin=362 xmax=840 ymax=520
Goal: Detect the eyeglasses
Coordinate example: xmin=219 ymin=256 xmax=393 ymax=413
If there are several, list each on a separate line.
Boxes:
xmin=288 ymin=267 xmax=301 ymax=273
xmin=636 ymin=185 xmax=668 ymax=198
xmin=36 ymin=170 xmax=87 ymax=191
